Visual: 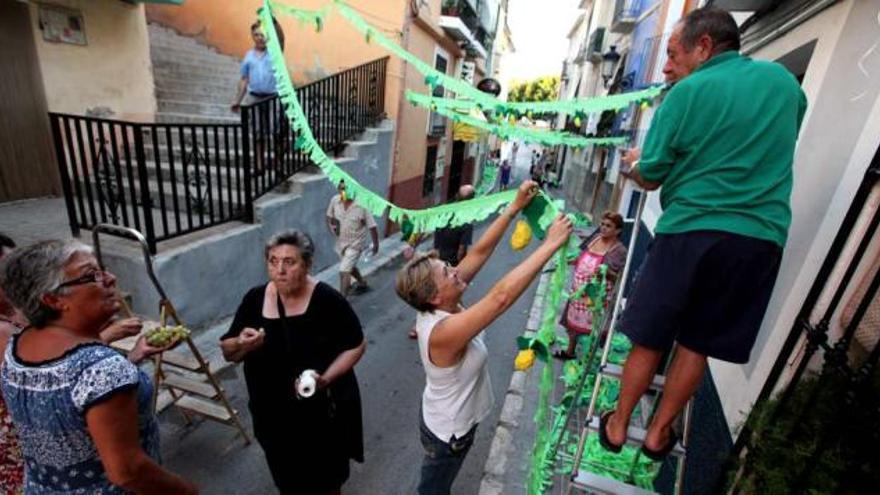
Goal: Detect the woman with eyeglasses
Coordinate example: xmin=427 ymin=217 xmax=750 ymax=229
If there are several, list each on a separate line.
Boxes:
xmin=0 ymin=239 xmax=197 ymax=494
xmin=395 ymin=181 xmax=572 ymax=495
xmin=220 ymin=229 xmax=365 ymax=495
xmin=554 ymin=211 xmax=628 ymax=360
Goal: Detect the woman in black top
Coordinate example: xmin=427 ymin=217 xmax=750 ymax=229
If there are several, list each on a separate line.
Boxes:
xmin=220 ymin=230 xmax=366 ymax=495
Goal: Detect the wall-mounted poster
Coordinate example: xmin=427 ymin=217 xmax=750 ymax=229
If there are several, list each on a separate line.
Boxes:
xmin=39 ymin=4 xmax=86 ymax=46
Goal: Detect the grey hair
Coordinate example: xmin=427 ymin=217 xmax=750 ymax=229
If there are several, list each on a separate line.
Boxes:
xmin=680 ymin=7 xmax=741 ymax=54
xmin=0 ymin=239 xmax=92 ymax=328
xmin=264 ymin=229 xmax=315 ymax=266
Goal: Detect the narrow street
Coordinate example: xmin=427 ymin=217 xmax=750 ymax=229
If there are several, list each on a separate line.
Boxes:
xmin=160 ymin=220 xmax=544 ymax=494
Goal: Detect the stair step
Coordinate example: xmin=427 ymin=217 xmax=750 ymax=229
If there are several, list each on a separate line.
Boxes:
xmin=160 ymin=348 xmax=202 ymax=371
xmin=157 ymin=88 xmax=239 ymax=104
xmin=157 ymin=99 xmax=238 ymax=119
xmin=600 ymin=363 xmax=666 ymax=391
xmin=162 ymin=372 xmax=220 ymax=398
xmin=174 ymin=394 xmax=233 ymax=422
xmin=156 ymin=390 xmax=174 ymax=413
xmin=585 ymin=416 xmax=686 ymax=457
xmin=154 ymin=77 xmax=237 ymax=96
xmin=155 ymin=112 xmax=240 ymax=124
xmin=570 ymin=470 xmax=658 ymax=494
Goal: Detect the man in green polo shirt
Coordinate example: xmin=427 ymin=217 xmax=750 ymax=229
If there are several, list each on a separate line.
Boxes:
xmin=598 ymin=8 xmax=807 ymax=460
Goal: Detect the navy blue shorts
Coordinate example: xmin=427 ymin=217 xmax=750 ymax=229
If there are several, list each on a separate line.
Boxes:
xmin=620 ymin=230 xmax=782 ymax=364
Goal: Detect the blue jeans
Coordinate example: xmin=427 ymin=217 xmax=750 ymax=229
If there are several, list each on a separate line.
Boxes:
xmin=417 ymin=414 xmax=477 ymax=495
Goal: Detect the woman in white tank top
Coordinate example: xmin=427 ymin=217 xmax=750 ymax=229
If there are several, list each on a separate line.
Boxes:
xmin=395 ymin=181 xmax=572 ymax=495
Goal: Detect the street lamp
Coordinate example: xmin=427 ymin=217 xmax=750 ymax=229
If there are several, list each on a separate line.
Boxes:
xmin=477 ymin=77 xmax=502 ymax=97
xmin=601 ymin=46 xmax=621 ymax=88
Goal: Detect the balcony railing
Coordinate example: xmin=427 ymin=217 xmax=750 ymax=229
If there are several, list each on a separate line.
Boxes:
xmin=612 ymin=0 xmax=643 ymax=33
xmin=50 ymin=57 xmax=388 ymax=253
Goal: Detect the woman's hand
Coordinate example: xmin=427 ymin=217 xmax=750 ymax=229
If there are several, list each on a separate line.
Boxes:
xmin=101 ymin=317 xmax=143 ymax=344
xmin=543 ymin=214 xmax=573 ymax=250
xmin=509 ymin=180 xmax=539 ymax=213
xmin=127 ymin=334 xmax=179 ymax=364
xmin=237 ymin=327 xmax=265 ymax=353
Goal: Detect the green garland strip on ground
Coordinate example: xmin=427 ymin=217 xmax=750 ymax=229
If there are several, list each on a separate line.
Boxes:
xmin=475 ymin=162 xmax=498 ymax=196
xmin=260 ymin=3 xmax=564 ymax=236
xmin=407 ymin=91 xmax=629 ymax=148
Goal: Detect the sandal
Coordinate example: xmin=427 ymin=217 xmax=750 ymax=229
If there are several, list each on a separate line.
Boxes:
xmin=640 ymin=429 xmax=679 ymax=461
xmin=552 ymin=349 xmax=575 ymax=360
xmin=598 ymin=410 xmax=624 ymax=453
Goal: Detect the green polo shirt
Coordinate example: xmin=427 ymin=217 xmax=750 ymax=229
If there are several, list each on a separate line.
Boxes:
xmin=639 ymin=51 xmax=807 ymax=246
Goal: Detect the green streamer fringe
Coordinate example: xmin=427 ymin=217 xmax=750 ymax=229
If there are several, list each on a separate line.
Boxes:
xmin=407 ymin=92 xmax=630 ymax=148
xmin=260 ymin=3 xmax=559 ymax=236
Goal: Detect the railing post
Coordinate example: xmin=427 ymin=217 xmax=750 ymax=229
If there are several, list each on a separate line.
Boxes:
xmin=132 ymin=124 xmax=157 ymax=254
xmin=241 ymin=106 xmax=254 ymax=223
xmin=49 ymin=114 xmax=81 ymax=238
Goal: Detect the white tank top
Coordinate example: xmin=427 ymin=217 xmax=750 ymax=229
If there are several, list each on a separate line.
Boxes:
xmin=416 ymin=309 xmax=495 ymax=443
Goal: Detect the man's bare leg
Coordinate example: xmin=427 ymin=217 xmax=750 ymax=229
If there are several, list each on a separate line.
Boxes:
xmin=351 ymin=266 xmax=367 ymax=287
xmin=340 ymin=272 xmax=352 ymax=297
xmin=606 ymin=344 xmax=664 ymax=446
xmin=643 ymin=344 xmax=706 ymax=451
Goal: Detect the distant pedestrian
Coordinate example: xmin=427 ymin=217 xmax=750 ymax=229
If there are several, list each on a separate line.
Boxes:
xmin=499 ymin=159 xmax=512 ymax=190
xmin=231 ymin=18 xmax=286 ymax=175
xmin=326 ymin=181 xmax=379 ymax=297
xmin=221 ymin=230 xmax=365 ymax=495
xmin=395 ymin=181 xmax=571 ymax=495
xmin=433 ymin=185 xmax=476 ymax=266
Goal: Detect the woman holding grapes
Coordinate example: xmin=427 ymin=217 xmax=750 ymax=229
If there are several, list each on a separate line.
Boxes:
xmin=0 ymin=239 xmax=197 ymax=494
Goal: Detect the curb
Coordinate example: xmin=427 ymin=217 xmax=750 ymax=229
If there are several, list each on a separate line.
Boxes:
xmin=479 ymin=269 xmax=552 ymax=494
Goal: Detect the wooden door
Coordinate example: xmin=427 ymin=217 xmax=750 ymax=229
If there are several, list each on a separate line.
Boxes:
xmin=0 ymin=1 xmax=59 ymax=202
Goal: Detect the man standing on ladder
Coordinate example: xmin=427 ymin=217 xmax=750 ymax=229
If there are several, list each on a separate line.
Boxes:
xmin=601 ymin=7 xmax=806 ymax=460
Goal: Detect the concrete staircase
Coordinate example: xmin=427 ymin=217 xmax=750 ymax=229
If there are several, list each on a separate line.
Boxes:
xmin=148 ymin=23 xmax=241 ymax=123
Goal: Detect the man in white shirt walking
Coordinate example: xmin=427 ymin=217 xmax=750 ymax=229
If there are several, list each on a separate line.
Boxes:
xmin=326 ymin=181 xmax=379 ymax=297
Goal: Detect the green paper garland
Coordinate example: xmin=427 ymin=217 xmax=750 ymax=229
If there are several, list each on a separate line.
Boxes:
xmin=258 ymin=3 xmax=562 ymax=236
xmin=407 ymin=91 xmax=629 ymax=148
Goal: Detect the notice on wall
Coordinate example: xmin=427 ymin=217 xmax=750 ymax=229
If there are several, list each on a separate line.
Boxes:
xmin=39 ymin=4 xmax=87 ymax=46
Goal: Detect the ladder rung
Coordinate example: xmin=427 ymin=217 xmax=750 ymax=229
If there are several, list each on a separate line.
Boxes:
xmin=156 ymin=390 xmax=174 ymax=413
xmin=600 ymin=363 xmax=666 ymax=391
xmin=162 ymin=373 xmax=220 ymax=398
xmin=585 ymin=416 xmax=685 ymax=457
xmin=174 ymin=395 xmax=233 ymax=422
xmin=159 ymin=351 xmax=202 ymax=371
xmin=570 ymin=470 xmax=658 ymax=495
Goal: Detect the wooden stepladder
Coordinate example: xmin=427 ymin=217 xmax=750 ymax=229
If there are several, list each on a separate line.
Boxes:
xmin=92 ymin=224 xmax=250 ymax=446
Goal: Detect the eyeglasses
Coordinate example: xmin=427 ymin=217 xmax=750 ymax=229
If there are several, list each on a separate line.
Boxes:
xmin=55 ymin=269 xmax=110 ymax=291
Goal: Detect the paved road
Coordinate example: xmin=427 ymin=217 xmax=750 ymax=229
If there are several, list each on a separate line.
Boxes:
xmin=161 ymin=220 xmax=543 ymax=494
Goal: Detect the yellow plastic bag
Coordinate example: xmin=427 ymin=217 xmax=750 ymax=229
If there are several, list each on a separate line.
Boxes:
xmin=510 ymin=220 xmax=532 ymax=251
xmin=514 ymin=349 xmax=536 ymax=371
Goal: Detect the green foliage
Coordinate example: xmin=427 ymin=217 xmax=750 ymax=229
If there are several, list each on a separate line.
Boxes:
xmin=508 ymin=76 xmax=561 ymax=103
xmin=731 ymin=371 xmax=880 ymax=493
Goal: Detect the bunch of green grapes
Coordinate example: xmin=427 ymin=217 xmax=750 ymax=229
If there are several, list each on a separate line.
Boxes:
xmin=145 ymin=324 xmax=190 ymax=347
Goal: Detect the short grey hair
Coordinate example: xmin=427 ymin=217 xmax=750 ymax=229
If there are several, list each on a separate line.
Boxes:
xmin=680 ymin=7 xmax=741 ymax=54
xmin=0 ymin=239 xmax=92 ymax=328
xmin=264 ymin=229 xmax=315 ymax=266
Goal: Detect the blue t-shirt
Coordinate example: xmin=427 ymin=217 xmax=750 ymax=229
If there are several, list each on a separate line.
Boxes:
xmin=241 ymin=48 xmax=278 ymax=95
xmin=1 ymin=338 xmax=159 ymax=494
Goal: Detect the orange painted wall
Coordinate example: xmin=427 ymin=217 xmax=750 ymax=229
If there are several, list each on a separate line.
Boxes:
xmin=146 ymin=0 xmax=406 ymax=119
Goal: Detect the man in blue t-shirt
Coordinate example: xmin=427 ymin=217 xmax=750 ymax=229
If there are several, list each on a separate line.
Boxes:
xmin=231 ymin=19 xmax=286 ymax=174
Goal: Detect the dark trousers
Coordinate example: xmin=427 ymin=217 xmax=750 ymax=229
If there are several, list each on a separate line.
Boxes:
xmin=417 ymin=414 xmax=477 ymax=495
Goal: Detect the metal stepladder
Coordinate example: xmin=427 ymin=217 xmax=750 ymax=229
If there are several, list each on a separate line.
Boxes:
xmin=92 ymin=224 xmax=251 ymax=446
xmin=565 ymin=191 xmax=693 ymax=495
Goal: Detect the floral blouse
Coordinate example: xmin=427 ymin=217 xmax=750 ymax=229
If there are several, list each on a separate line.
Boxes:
xmin=1 ymin=337 xmax=159 ymax=494
xmin=0 ymin=391 xmax=24 ymax=494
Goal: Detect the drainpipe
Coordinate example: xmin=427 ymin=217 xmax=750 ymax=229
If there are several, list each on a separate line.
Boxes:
xmin=742 ymin=0 xmax=840 ymax=56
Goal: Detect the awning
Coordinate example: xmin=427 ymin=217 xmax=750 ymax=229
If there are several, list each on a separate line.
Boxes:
xmin=453 ymin=107 xmax=487 ymax=142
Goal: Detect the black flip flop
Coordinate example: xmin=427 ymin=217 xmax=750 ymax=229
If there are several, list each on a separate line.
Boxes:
xmin=598 ymin=410 xmax=623 ymax=454
xmin=552 ymin=349 xmax=575 ymax=361
xmin=640 ymin=430 xmax=679 ymax=461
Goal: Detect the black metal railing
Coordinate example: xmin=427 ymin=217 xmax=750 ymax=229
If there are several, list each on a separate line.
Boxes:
xmin=50 ymin=57 xmax=387 ymax=253
xmin=726 ymin=156 xmax=880 ymax=492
